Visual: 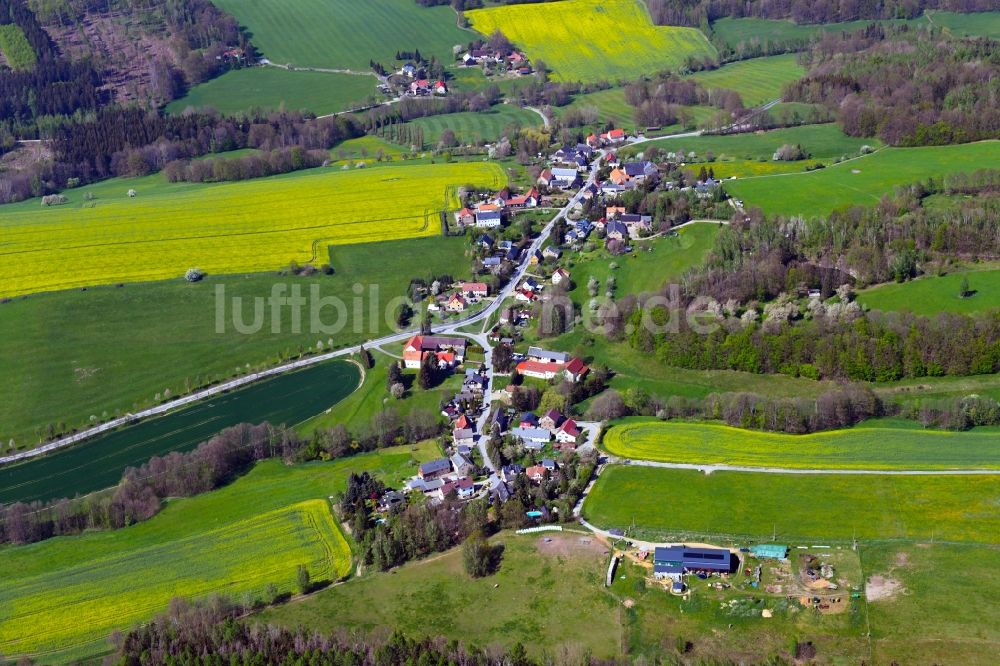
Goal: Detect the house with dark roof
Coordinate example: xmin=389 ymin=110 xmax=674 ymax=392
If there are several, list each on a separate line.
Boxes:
xmin=550 ymin=168 xmax=580 ymax=189
xmin=512 ymin=427 xmax=551 ymax=449
xmin=539 ymin=409 xmax=563 ymax=432
xmin=605 ymin=219 xmax=628 ymax=241
xmin=527 ymin=347 xmax=570 ymax=364
xmin=652 ymin=546 xmax=736 ymax=580
xmin=622 ymin=161 xmax=658 ymax=182
xmin=475 ymin=210 xmax=502 ymax=228
xmin=418 ymin=458 xmax=452 ymax=480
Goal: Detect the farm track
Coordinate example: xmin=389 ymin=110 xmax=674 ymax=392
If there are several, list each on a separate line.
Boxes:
xmin=603 ymin=457 xmax=1000 ymax=475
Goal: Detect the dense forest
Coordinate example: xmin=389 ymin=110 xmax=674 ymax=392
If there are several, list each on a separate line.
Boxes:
xmin=788 ymin=28 xmax=1000 ymax=145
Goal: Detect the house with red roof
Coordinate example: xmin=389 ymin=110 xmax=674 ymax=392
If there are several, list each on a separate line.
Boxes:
xmin=600 ymin=128 xmax=626 ymax=144
xmin=434 ymin=80 xmax=447 ymax=94
xmin=438 ymin=476 xmax=474 ymax=500
xmin=564 ymin=357 xmax=590 ymax=383
xmin=403 ymin=335 xmax=468 ymax=369
xmin=455 ymin=207 xmax=475 ymax=227
xmin=516 ymin=359 xmax=566 ymax=380
xmin=460 ymin=282 xmax=489 ymax=298
xmin=555 ymin=419 xmax=581 ymax=447
xmin=526 ymin=465 xmax=547 ymax=483
xmin=537 ymin=168 xmax=554 ymax=188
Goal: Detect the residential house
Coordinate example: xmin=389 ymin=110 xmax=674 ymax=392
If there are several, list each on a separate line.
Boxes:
xmin=600 ymin=182 xmax=628 ymax=196
xmin=514 ymin=289 xmax=536 ymax=303
xmin=555 ymin=419 xmax=581 ymax=446
xmin=605 ymin=219 xmax=628 ymax=241
xmin=528 ymin=250 xmax=544 ymax=266
xmin=510 ymin=428 xmax=552 ymax=449
xmin=401 ymin=63 xmax=416 ymax=77
xmin=501 ymin=463 xmax=525 ymax=483
xmin=506 ymin=192 xmax=537 ymax=209
xmin=606 ymin=205 xmax=627 ymax=218
xmin=599 ymin=128 xmax=626 ymax=144
xmin=623 ymin=161 xmax=658 ymax=183
xmin=403 ymin=335 xmax=468 ymax=369
xmin=418 ymin=458 xmax=452 ymax=480
xmin=619 ymin=213 xmax=652 ymax=238
xmin=378 ymin=490 xmax=406 ymax=513
xmin=539 ymin=409 xmax=563 ymax=432
xmin=464 ymin=369 xmax=487 ymax=394
xmin=550 ymin=168 xmax=580 ymax=189
xmin=477 ymin=233 xmax=495 ymax=249
xmin=542 ymin=246 xmax=562 ymax=260
xmin=483 ymin=256 xmax=502 ymax=273
xmin=488 ymin=473 xmax=511 ymax=502
xmin=580 ymin=182 xmax=599 ymax=201
xmin=434 ymin=80 xmax=447 ymax=94
xmin=586 ymin=133 xmax=601 ymax=149
xmin=456 ymin=207 xmax=475 ymax=227
xmin=564 ymin=357 xmax=590 ymax=383
xmin=460 ymin=282 xmax=489 ymax=298
xmin=552 ymin=267 xmax=570 ymax=285
xmin=447 ymin=293 xmax=467 ymax=312
xmin=522 ymin=277 xmax=540 ymax=292
xmin=526 ymin=464 xmax=548 ymax=482
xmin=541 ymin=458 xmax=557 ymax=472
xmin=518 ymin=412 xmax=539 ymax=428
xmin=516 ymin=359 xmax=564 ymax=380
xmin=609 ymin=168 xmax=630 ymax=186
xmin=652 ymin=546 xmax=736 ymax=580
xmin=406 ymin=477 xmax=444 ymax=494
xmin=454 ymin=413 xmax=471 ymax=430
xmin=453 ymin=428 xmax=475 ymax=448
xmin=450 ymin=451 xmax=474 ymax=475
xmin=537 ymin=168 xmax=554 ymax=188
xmin=439 ymin=476 xmax=475 ymax=500
xmin=475 ymin=210 xmax=502 ymax=228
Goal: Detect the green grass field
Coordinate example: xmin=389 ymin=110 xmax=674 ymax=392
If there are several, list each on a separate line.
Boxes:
xmin=566 ymin=221 xmax=719 ymax=306
xmin=927 ymin=10 xmax=1000 ymax=38
xmin=209 ymin=0 xmax=469 ymax=70
xmin=858 ymin=266 xmax=1000 ymax=315
xmin=601 ymin=418 xmax=1000 ymax=470
xmin=584 ymin=465 xmax=1000 ymax=543
xmin=627 ymin=123 xmax=874 ymax=162
xmin=389 ymin=105 xmax=541 ymax=147
xmin=466 ymin=0 xmax=717 ymax=83
xmin=688 ymin=54 xmax=805 ymax=106
xmin=298 ymin=350 xmax=463 ymax=434
xmin=862 ymin=542 xmax=1000 ymax=664
xmin=259 ymin=530 xmax=624 ymax=658
xmin=710 ymin=16 xmax=931 ymax=48
xmin=0 ymin=443 xmax=439 ymax=662
xmin=554 ymin=87 xmax=716 ymax=135
xmin=0 ymin=24 xmax=36 ymax=70
xmin=0 ymin=161 xmax=502 ymax=296
xmin=0 ymin=360 xmax=361 ymax=503
xmin=166 ymin=67 xmax=379 ymax=116
xmin=725 ymin=140 xmax=999 ymax=217
xmin=0 ymin=236 xmax=470 ymax=450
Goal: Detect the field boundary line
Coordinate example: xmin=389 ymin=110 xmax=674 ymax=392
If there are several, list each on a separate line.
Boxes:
xmin=603 ymin=457 xmax=1000 ymax=475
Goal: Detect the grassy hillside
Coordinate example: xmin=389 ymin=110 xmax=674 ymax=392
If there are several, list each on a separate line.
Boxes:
xmin=627 ymin=123 xmax=874 ymax=162
xmin=583 ymin=465 xmax=1000 ymax=543
xmin=710 ymin=16 xmax=931 ymax=48
xmin=0 ymin=236 xmax=470 ymax=450
xmin=927 ymin=10 xmax=1000 ymax=38
xmin=858 ymin=267 xmax=1000 ymax=316
xmin=389 ymin=105 xmax=541 ymax=146
xmin=466 ymin=0 xmax=717 ymax=83
xmin=259 ymin=530 xmax=622 ymax=658
xmin=725 ymin=140 xmax=999 ymax=217
xmin=0 ymin=444 xmax=438 ymax=663
xmin=0 ymin=162 xmax=503 ymax=296
xmin=601 ymin=418 xmax=1000 ymax=470
xmin=166 ymin=68 xmax=379 ymax=116
xmin=688 ymin=54 xmax=805 ymax=106
xmin=210 ymin=0 xmax=469 ymax=70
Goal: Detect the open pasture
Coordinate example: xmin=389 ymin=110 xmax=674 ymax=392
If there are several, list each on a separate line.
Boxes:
xmin=858 ymin=267 xmax=1000 ymax=316
xmin=688 ymin=54 xmax=804 ymax=106
xmin=0 ymin=162 xmax=503 ymax=297
xmin=466 ymin=0 xmax=717 ymax=83
xmin=209 ymin=0 xmax=468 ymax=70
xmin=601 ymin=418 xmax=1000 ymax=470
xmin=166 ymin=67 xmax=378 ymax=116
xmin=390 ymin=105 xmax=541 ymax=147
xmin=583 ymin=465 xmax=1000 ymax=543
xmin=725 ymin=140 xmax=999 ymax=217
xmin=927 ymin=10 xmax=1000 ymax=38
xmin=627 ymin=123 xmax=873 ymax=162
xmin=0 ymin=444 xmax=436 ymax=662
xmin=710 ymin=16 xmax=931 ymax=49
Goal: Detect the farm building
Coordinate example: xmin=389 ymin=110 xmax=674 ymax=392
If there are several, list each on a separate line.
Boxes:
xmin=403 ymin=335 xmax=468 ymax=369
xmin=418 ymin=458 xmax=452 ymax=480
xmin=527 ymin=347 xmax=570 ymax=364
xmin=475 ymin=210 xmax=502 ymax=228
xmin=652 ymin=546 xmax=736 ymax=580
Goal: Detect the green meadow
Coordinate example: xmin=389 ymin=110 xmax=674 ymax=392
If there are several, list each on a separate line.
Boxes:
xmin=627 ymin=123 xmax=875 ymax=162
xmin=725 ymin=141 xmax=1000 ymax=217
xmin=928 ymin=10 xmax=1000 ymax=38
xmin=210 ymin=0 xmax=468 ymax=70
xmin=166 ymin=67 xmax=379 ymax=116
xmin=0 ymin=360 xmax=360 ymax=504
xmin=389 ymin=105 xmax=542 ymax=147
xmin=0 ymin=236 xmax=470 ymax=451
xmin=601 ymin=418 xmax=1000 ymax=470
xmin=0 ymin=443 xmax=438 ymax=663
xmin=259 ymin=530 xmax=623 ymax=659
xmin=688 ymin=54 xmax=805 ymax=106
xmin=710 ymin=16 xmax=931 ymax=48
xmin=583 ymin=465 xmax=1000 ymax=543
xmin=858 ymin=267 xmax=1000 ymax=316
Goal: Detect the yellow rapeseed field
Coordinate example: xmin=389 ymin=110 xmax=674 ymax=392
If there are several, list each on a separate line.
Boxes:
xmin=466 ymin=0 xmax=716 ymax=82
xmin=0 ymin=162 xmax=505 ymax=297
xmin=0 ymin=500 xmax=350 ymax=657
